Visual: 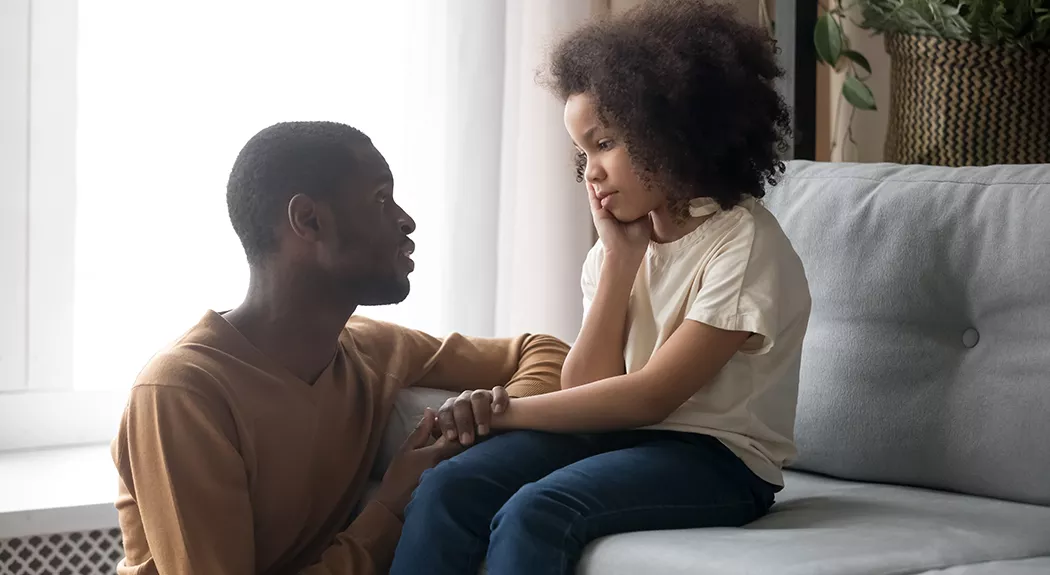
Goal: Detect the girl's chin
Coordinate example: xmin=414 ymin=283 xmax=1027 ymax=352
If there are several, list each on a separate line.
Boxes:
xmin=609 ymin=207 xmax=650 ymax=223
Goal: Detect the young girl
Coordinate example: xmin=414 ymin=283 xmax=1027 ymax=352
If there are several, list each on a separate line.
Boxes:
xmin=391 ymin=1 xmax=810 ymax=573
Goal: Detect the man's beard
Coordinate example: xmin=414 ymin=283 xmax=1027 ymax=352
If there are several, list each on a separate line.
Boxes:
xmin=353 ymin=273 xmax=410 ymax=307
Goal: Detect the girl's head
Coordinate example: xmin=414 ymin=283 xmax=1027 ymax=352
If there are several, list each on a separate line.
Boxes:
xmin=548 ymin=0 xmax=791 ymax=222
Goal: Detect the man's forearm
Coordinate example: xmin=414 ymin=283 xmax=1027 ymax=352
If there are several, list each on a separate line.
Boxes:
xmin=561 ymin=256 xmax=638 ymax=389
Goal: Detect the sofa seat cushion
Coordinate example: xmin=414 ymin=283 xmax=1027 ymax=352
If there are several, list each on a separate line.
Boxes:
xmin=917 ymin=557 xmax=1050 ymax=574
xmin=577 ymin=471 xmax=1050 ymax=575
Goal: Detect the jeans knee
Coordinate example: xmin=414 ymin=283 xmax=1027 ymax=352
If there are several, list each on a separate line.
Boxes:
xmin=405 ymin=459 xmax=475 ymax=518
xmin=491 ymin=482 xmax=577 ymax=538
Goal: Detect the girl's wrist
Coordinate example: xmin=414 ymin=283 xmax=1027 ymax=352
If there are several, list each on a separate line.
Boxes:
xmin=600 ymin=252 xmax=643 ymax=279
xmin=491 ymin=398 xmax=522 ymax=431
xmin=604 ymin=253 xmax=642 ymax=285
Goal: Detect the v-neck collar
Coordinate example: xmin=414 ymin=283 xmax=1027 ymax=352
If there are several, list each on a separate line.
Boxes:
xmin=200 ymin=310 xmax=343 ymax=393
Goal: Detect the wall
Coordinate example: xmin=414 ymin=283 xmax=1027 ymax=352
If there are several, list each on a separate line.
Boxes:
xmin=828 ymin=9 xmax=890 ymax=162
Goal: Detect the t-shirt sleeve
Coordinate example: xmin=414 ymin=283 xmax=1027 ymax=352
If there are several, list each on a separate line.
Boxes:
xmin=685 ymin=216 xmax=779 ymax=355
xmin=580 ymin=241 xmax=604 ymax=318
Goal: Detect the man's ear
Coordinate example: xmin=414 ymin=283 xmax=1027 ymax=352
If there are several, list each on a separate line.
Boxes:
xmin=287 ymin=193 xmax=322 ymax=242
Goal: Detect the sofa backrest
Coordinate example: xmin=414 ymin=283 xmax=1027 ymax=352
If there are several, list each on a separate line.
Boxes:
xmin=764 ymin=161 xmax=1050 ymax=506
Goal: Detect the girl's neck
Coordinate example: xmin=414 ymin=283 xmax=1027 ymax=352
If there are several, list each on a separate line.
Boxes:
xmin=650 ymin=204 xmax=707 ymax=244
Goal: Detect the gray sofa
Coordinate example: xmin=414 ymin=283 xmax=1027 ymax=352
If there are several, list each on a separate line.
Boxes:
xmin=371 ymin=161 xmax=1050 ymax=574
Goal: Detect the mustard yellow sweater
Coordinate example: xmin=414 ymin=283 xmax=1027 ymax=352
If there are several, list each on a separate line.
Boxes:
xmin=112 ymin=310 xmax=567 ymax=574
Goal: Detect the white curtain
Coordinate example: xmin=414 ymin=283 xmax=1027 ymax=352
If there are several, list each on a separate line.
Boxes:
xmin=73 ymin=0 xmax=596 ymax=392
xmin=440 ymin=0 xmax=597 ymax=342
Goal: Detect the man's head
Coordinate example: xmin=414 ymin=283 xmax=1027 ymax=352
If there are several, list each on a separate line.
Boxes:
xmin=227 ymin=121 xmax=416 ymax=306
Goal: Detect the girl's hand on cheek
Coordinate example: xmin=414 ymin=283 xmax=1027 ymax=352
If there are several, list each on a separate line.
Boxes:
xmin=588 ymin=184 xmax=652 ymax=265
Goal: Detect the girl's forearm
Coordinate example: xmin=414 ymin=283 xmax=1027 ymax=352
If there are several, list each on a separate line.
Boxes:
xmin=491 ymin=372 xmax=668 ymax=433
xmin=561 ymin=256 xmax=639 ymax=389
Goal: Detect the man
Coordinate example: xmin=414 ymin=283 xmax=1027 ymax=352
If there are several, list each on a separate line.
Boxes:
xmin=111 ymin=121 xmax=568 ymax=574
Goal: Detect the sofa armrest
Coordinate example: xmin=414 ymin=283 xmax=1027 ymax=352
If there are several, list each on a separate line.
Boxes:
xmin=371 ymin=387 xmax=460 ymax=479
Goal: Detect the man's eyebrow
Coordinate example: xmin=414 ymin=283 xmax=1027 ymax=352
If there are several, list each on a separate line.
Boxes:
xmin=369 ymin=169 xmax=393 ymax=186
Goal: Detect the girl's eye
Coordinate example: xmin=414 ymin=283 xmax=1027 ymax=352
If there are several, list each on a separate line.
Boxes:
xmin=597 ymin=139 xmax=614 ymax=151
xmin=377 ymin=195 xmax=388 ymax=204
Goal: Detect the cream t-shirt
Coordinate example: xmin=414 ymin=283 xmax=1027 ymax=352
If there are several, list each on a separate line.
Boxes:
xmin=581 ymin=197 xmax=811 ymax=486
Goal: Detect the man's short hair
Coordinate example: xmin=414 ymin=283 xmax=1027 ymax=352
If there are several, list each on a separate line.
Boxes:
xmin=226 ymin=121 xmax=371 ymax=265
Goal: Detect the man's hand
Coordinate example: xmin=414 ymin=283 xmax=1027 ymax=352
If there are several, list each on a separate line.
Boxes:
xmin=374 ymin=408 xmax=462 ymax=520
xmin=436 ymin=387 xmax=509 ymax=446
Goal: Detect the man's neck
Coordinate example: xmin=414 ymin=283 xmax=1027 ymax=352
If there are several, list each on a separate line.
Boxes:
xmin=223 ymin=270 xmax=357 ymax=384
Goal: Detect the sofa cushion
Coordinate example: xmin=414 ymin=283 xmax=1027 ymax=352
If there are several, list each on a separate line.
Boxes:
xmin=917 ymin=557 xmax=1050 ymax=574
xmin=577 ymin=470 xmax=1050 ymax=575
xmin=371 ymin=387 xmax=458 ymax=480
xmin=763 ymin=162 xmax=1050 ymax=506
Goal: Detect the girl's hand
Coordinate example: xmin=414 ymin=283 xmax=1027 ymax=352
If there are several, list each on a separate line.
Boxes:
xmin=588 ymin=184 xmax=652 ymax=264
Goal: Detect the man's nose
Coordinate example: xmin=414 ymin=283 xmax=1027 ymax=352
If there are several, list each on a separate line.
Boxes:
xmin=397 ymin=205 xmax=416 ymax=235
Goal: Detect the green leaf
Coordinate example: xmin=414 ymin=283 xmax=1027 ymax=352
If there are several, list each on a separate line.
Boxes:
xmin=814 ymin=13 xmax=844 ymax=65
xmin=842 ymin=49 xmax=872 ymax=73
xmin=843 ymin=75 xmax=877 ymax=110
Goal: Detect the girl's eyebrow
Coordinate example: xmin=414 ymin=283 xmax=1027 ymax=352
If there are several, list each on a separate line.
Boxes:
xmin=571 ymin=126 xmax=602 ymax=150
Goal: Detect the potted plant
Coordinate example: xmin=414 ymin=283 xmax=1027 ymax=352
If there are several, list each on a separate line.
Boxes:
xmin=814 ymin=0 xmax=1050 ymax=165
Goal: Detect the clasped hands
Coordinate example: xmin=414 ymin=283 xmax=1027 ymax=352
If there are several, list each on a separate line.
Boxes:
xmin=431 ymin=387 xmax=510 ymax=447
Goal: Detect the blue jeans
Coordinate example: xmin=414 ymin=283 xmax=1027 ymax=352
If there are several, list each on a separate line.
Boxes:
xmin=389 ymin=429 xmax=777 ymax=575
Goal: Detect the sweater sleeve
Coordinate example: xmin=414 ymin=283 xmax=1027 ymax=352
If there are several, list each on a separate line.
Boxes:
xmin=114 ymin=377 xmax=404 ymax=575
xmin=347 ymin=318 xmax=569 ymax=398
xmin=297 ymin=501 xmax=403 ymax=574
xmin=114 ymin=382 xmax=256 ymax=575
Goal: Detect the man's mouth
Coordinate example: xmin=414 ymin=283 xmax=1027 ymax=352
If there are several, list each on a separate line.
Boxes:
xmin=399 ymin=240 xmax=415 ymax=271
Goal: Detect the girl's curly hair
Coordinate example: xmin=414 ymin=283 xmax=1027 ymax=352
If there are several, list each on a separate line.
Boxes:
xmin=545 ymin=0 xmax=791 ymax=211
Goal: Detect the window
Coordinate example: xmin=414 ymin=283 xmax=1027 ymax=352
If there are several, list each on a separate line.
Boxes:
xmin=1 ymin=0 xmax=459 ymax=450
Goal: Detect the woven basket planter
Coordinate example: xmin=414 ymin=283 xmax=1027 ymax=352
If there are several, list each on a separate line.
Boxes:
xmin=884 ymin=33 xmax=1050 ymax=166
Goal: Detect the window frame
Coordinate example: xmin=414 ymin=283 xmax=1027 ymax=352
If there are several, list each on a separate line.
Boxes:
xmin=0 ymin=0 xmax=118 ymax=453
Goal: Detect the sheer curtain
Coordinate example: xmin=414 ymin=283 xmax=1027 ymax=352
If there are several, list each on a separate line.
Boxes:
xmin=73 ymin=0 xmax=596 ymax=392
